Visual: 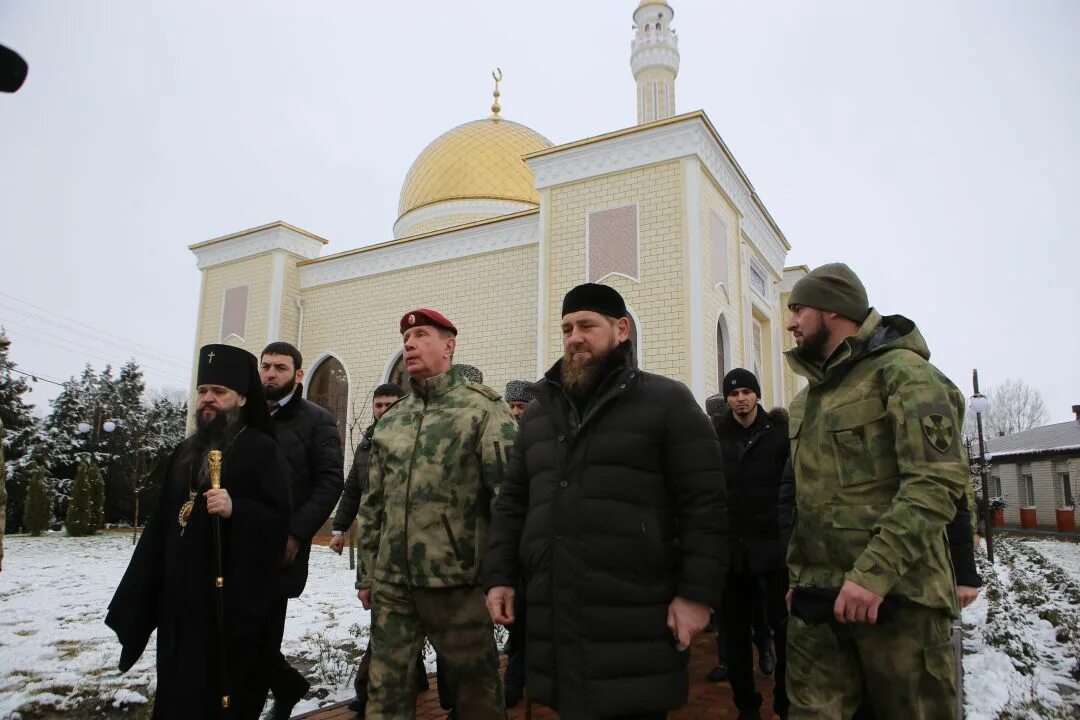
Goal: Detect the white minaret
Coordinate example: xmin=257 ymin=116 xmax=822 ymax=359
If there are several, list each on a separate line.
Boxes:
xmin=631 ymin=0 xmax=679 ymax=125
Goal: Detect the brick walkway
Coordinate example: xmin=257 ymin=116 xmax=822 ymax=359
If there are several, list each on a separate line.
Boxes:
xmin=296 ymin=632 xmax=779 ymax=720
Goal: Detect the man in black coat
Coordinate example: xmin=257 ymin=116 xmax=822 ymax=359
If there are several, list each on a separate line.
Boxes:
xmin=260 ymin=342 xmax=344 ymax=719
xmin=712 ymin=369 xmax=789 ymax=719
xmin=107 ymin=344 xmax=291 ymax=719
xmin=483 ymin=283 xmax=727 ymax=720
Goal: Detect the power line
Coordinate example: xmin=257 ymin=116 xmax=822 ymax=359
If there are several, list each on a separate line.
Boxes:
xmin=0 ymin=291 xmax=192 ymax=364
xmin=4 ymin=328 xmax=191 ymax=385
xmin=0 ymin=292 xmax=192 ymax=369
xmin=8 ymin=367 xmax=66 ymax=387
xmin=0 ymin=302 xmax=192 ymax=371
xmin=0 ymin=315 xmax=182 ymax=371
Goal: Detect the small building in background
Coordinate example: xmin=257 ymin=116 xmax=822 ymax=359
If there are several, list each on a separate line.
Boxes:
xmin=984 ymin=405 xmax=1080 ymax=533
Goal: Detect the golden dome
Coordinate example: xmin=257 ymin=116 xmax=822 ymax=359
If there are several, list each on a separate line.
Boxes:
xmin=397 ymin=117 xmax=553 ymax=220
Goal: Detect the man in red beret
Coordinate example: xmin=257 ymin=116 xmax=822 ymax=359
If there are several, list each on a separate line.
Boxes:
xmin=356 ymin=309 xmax=518 ymax=719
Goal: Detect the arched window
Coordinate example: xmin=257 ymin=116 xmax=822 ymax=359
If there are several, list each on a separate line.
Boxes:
xmin=625 ymin=305 xmax=644 ymax=369
xmin=716 ymin=315 xmax=728 ymax=383
xmin=307 ymin=356 xmax=349 ymax=449
xmin=386 ymin=350 xmax=412 ymax=389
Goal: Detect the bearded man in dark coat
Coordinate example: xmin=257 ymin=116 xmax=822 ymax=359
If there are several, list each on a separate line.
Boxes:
xmin=484 ymin=284 xmax=727 ymax=720
xmin=107 ymin=344 xmax=291 ymax=720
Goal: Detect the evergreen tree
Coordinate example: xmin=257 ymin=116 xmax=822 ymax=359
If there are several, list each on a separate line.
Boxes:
xmin=22 ymin=465 xmax=51 ymax=536
xmin=104 ymin=360 xmax=147 ymax=524
xmin=128 ymin=390 xmax=187 ymax=532
xmin=66 ymin=462 xmax=93 ymax=536
xmin=89 ymin=462 xmax=105 ymax=530
xmin=1 ymin=420 xmax=7 ymax=560
xmin=1 ymin=331 xmax=37 ymax=534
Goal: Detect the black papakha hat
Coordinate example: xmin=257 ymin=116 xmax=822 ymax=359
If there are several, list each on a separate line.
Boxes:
xmin=787 ymin=262 xmax=870 ymax=323
xmin=705 ymin=393 xmax=726 ymax=417
xmin=196 ymin=344 xmax=258 ymax=396
xmin=561 ymin=283 xmax=627 ymax=319
xmin=723 ymin=368 xmax=761 ymax=398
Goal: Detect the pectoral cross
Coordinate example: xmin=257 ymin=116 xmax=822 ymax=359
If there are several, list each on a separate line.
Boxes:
xmin=207 ymin=350 xmax=216 ymax=364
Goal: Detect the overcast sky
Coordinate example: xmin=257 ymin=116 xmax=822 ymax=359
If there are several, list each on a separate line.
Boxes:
xmin=1 ymin=0 xmax=1077 ymax=421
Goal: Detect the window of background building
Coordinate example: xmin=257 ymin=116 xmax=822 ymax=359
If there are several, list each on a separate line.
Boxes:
xmin=1021 ymin=473 xmax=1035 ymax=507
xmin=220 ymin=285 xmax=249 ymax=342
xmin=308 ymin=356 xmax=348 ymax=450
xmin=1062 ymin=473 xmax=1073 ymax=507
xmin=990 ymin=475 xmax=1002 ymax=498
xmin=751 ymin=317 xmax=764 ymax=382
xmin=749 ymin=263 xmax=767 ymax=298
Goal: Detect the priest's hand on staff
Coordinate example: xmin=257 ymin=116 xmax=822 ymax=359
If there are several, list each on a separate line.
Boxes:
xmin=204 ymin=488 xmax=232 ymax=519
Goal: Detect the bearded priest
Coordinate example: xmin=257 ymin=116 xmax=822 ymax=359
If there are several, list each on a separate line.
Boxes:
xmin=107 ymin=344 xmax=292 ymax=719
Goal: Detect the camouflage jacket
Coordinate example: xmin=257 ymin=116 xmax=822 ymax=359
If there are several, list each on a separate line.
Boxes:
xmin=357 ymin=365 xmax=519 ymax=588
xmin=785 ymin=309 xmax=968 ymax=615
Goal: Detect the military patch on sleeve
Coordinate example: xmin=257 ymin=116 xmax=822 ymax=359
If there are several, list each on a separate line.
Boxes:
xmin=917 ymin=403 xmax=960 ymax=461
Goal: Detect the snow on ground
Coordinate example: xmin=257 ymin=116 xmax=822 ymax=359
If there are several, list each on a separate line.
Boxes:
xmin=3 ymin=531 xmax=1079 ymax=718
xmin=962 ymin=537 xmax=1080 ymax=719
xmin=0 ymin=532 xmax=371 ymax=718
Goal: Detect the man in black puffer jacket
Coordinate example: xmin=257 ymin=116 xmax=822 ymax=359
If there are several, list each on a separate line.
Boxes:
xmin=483 ymin=283 xmax=727 ymax=720
xmin=712 ymin=369 xmax=789 ymax=719
xmin=260 ymin=342 xmax=344 ymax=719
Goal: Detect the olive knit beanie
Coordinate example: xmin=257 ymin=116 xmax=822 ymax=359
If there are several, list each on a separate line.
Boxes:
xmin=787 ymin=263 xmax=870 ymax=323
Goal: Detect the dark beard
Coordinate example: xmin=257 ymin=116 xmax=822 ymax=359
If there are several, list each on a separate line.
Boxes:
xmin=263 ymin=376 xmax=296 ymax=402
xmin=561 ymin=342 xmax=624 ymax=398
xmin=193 ymin=406 xmax=242 ymax=452
xmin=180 ymin=407 xmax=243 ymax=486
xmin=794 ymin=324 xmax=830 ymax=363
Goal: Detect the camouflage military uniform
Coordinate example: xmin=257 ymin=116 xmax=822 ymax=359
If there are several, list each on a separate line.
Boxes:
xmin=357 ymin=364 xmax=518 ymax=720
xmin=785 ymin=309 xmax=968 ymax=720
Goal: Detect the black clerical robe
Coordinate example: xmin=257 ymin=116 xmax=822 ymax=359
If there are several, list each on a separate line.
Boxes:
xmin=107 ymin=427 xmax=291 ymax=719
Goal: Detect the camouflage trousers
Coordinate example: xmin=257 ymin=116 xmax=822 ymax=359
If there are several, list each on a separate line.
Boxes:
xmin=786 ymin=602 xmax=955 ymax=720
xmin=367 ymin=581 xmax=505 ymax=720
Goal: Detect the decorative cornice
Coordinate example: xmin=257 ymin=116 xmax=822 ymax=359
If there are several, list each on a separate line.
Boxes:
xmin=393 ymin=198 xmax=536 ymax=239
xmin=525 ymin=114 xmax=788 ymax=275
xmin=300 ymin=214 xmax=538 ymax=289
xmin=190 ymin=224 xmax=326 ymax=270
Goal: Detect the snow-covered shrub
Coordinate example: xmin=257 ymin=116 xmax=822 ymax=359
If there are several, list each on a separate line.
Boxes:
xmin=22 ymin=465 xmax=51 ymax=536
xmin=65 ymin=462 xmax=95 ymax=537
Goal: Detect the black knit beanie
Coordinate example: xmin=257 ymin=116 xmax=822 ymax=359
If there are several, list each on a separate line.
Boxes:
xmin=787 ymin=263 xmax=870 ymax=323
xmin=723 ymin=368 xmax=761 ymax=398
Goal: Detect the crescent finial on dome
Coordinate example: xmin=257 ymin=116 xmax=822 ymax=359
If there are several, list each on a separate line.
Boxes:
xmin=491 ymin=67 xmax=503 ymax=118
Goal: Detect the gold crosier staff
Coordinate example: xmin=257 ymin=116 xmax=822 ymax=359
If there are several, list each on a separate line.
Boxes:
xmin=208 ymin=450 xmax=231 ymax=711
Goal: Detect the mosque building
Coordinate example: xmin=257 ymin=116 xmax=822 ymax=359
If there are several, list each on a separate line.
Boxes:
xmin=188 ymin=0 xmax=807 ymax=448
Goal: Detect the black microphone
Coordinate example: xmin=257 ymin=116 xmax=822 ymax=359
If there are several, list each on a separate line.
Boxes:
xmin=0 ymin=44 xmax=29 ymax=93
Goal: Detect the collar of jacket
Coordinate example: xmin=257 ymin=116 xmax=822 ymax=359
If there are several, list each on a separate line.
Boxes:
xmin=409 ymin=364 xmax=464 ymax=402
xmin=785 ymin=309 xmax=928 ymax=387
xmin=271 ymin=384 xmax=305 ymax=420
